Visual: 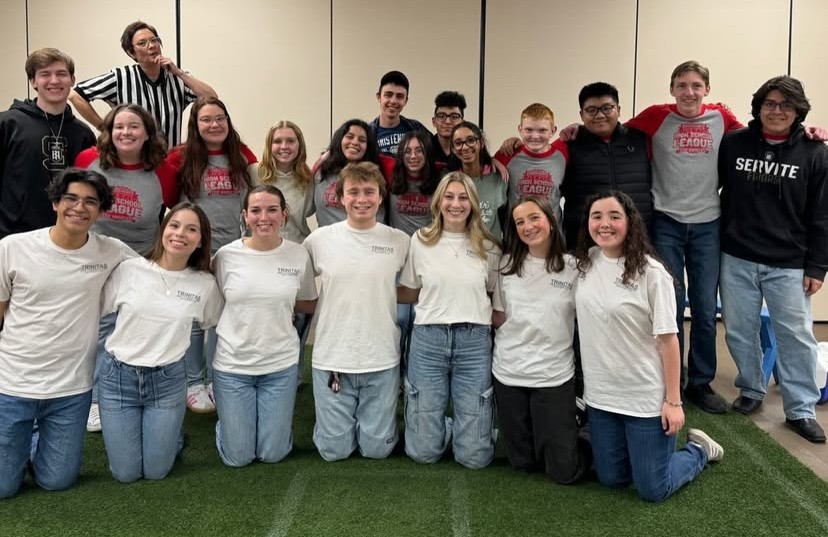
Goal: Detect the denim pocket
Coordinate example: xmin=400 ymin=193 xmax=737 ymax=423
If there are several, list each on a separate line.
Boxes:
xmin=478 ymin=386 xmax=495 ymax=440
xmin=99 ymin=352 xmax=117 ymax=380
xmin=159 ymin=359 xmax=185 ymax=381
xmin=404 ymin=378 xmax=419 ymax=434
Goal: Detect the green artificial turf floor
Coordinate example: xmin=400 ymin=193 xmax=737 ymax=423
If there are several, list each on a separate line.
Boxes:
xmin=2 ymin=363 xmax=827 ymax=537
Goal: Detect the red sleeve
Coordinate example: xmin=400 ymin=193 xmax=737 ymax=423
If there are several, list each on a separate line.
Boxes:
xmin=378 ymin=154 xmax=395 ymax=187
xmin=551 ymin=138 xmax=569 ymax=164
xmin=625 ymin=104 xmax=671 ymax=137
xmin=710 ymin=103 xmax=745 ymax=132
xmin=493 ymin=149 xmax=514 ymax=166
xmin=240 ymin=144 xmax=258 ymax=165
xmin=155 ymin=161 xmax=180 ymax=208
xmin=74 ymin=147 xmax=99 ymax=168
xmin=164 ymin=146 xmax=185 ymax=174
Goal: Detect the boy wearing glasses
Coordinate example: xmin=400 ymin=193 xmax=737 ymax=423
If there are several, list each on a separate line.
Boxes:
xmin=0 ymin=169 xmax=134 ymax=498
xmin=69 ymin=21 xmax=216 ymax=147
xmin=431 ymin=91 xmax=467 ymax=165
xmin=495 ymin=103 xmax=565 ymax=224
xmin=0 ymin=49 xmax=95 ymax=239
xmin=370 ymin=71 xmax=428 ymax=156
xmin=718 ymin=76 xmax=828 ymax=443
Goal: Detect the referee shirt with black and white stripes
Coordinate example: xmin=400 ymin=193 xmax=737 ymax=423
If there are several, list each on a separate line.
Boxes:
xmin=74 ymin=64 xmax=196 ymax=147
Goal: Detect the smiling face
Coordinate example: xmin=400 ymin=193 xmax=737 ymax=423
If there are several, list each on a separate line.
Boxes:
xmin=402 ymin=137 xmax=425 ymax=176
xmin=243 ymin=191 xmax=285 ymax=241
xmin=341 ymin=125 xmax=368 ymax=162
xmin=270 ymin=127 xmax=300 ymax=169
xmin=518 ymin=117 xmax=556 ymax=153
xmin=377 ymin=83 xmax=408 ymax=123
xmin=513 ymin=200 xmax=553 ymax=255
xmin=451 ymin=126 xmax=481 ymax=166
xmin=670 ymin=71 xmax=710 ymax=117
xmin=196 ymin=104 xmax=229 ymax=150
xmin=432 ymin=106 xmax=464 ymax=139
xmin=52 ymin=180 xmax=102 ymax=236
xmin=587 ymin=196 xmax=628 ymax=258
xmin=440 ymin=180 xmax=472 ymax=232
xmin=580 ymin=96 xmax=620 ymax=138
xmin=162 ymin=208 xmax=202 ymax=259
xmin=112 ymin=110 xmax=149 ymax=161
xmin=341 ymin=176 xmax=382 ymax=228
xmin=30 ymin=61 xmax=74 ymax=110
xmin=759 ymin=89 xmax=797 ymax=137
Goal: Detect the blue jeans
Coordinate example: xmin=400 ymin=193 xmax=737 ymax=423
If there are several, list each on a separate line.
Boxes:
xmin=92 ymin=312 xmax=119 ymax=403
xmin=720 ymin=253 xmax=820 ymax=419
xmin=98 ymin=352 xmax=187 ymax=483
xmin=588 ymin=406 xmax=707 ymax=502
xmin=651 ymin=213 xmax=719 ymax=387
xmin=405 ymin=323 xmax=495 ymax=470
xmin=311 ymin=365 xmax=399 ymax=461
xmin=213 ymin=365 xmax=297 ymax=467
xmin=292 ymin=313 xmax=313 ymax=382
xmin=183 ymin=322 xmax=218 ymax=386
xmin=0 ymin=390 xmax=91 ymax=499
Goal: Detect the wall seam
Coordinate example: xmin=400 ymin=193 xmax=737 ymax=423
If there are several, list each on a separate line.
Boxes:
xmin=478 ymin=0 xmax=486 ymax=128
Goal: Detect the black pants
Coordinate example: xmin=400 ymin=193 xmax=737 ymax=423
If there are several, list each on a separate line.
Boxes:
xmin=493 ymin=377 xmax=589 ymax=484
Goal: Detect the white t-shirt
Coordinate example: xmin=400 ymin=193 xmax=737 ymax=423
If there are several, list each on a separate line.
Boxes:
xmin=213 ymin=238 xmax=317 ymax=375
xmin=0 ymin=228 xmax=134 ymax=398
xmin=492 ymin=254 xmax=578 ymax=388
xmin=574 ymin=248 xmax=677 ymax=417
xmin=103 ymin=257 xmax=223 ymax=367
xmin=400 ymin=231 xmax=500 ymax=325
xmin=303 ymin=221 xmax=408 ymax=373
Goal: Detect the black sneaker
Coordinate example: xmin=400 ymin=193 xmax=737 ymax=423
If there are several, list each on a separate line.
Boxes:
xmin=684 ymin=384 xmax=728 ymax=414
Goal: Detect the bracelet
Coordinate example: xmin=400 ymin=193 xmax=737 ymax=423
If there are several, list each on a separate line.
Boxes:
xmin=663 ymin=398 xmax=683 ymax=407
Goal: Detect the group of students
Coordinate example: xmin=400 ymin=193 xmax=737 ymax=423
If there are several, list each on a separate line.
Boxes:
xmin=0 ymin=19 xmax=826 ymax=504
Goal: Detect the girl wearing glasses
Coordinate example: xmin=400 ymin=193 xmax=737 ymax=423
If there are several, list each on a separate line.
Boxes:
xmin=398 ymin=172 xmax=501 ymax=469
xmin=211 ymin=185 xmax=317 ymax=467
xmin=98 ymin=202 xmax=222 ymax=483
xmin=75 ymin=104 xmax=178 ymax=432
xmin=447 ymin=122 xmax=507 ymax=240
xmin=165 ymin=96 xmax=257 ymax=414
xmin=492 ymin=196 xmax=589 ymax=484
xmin=574 ymin=191 xmax=722 ymax=502
xmin=258 ymin=121 xmax=315 ymax=383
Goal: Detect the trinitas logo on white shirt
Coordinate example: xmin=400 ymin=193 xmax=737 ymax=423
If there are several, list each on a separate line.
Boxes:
xmin=549 ymin=278 xmax=573 ymax=290
xmin=614 ymin=277 xmax=639 ymax=292
xmin=370 ymin=245 xmax=395 ymax=255
xmin=175 ymin=290 xmax=202 ymax=303
xmin=80 ymin=263 xmax=109 ymax=273
xmin=276 ymin=267 xmax=300 ymax=277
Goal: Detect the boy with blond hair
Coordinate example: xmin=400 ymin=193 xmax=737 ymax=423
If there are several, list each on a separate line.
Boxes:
xmin=495 ymin=103 xmax=566 ymax=223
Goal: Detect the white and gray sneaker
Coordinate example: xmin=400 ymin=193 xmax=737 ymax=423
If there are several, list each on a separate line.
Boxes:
xmin=687 ymin=428 xmax=724 ymax=462
xmin=186 ymin=384 xmax=216 ymax=413
xmin=86 ymin=403 xmax=102 ymax=433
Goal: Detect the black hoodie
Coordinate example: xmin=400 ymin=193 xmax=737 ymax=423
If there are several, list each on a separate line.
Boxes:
xmin=0 ymin=99 xmax=95 ymax=236
xmin=719 ymin=119 xmax=828 ymax=281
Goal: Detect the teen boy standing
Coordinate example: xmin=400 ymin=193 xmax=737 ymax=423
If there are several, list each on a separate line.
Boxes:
xmin=370 ymin=71 xmax=427 ymax=156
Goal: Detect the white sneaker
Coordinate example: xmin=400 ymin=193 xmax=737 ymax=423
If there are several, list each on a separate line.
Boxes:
xmin=86 ymin=403 xmax=102 ymax=433
xmin=186 ymin=384 xmax=216 ymax=413
xmin=687 ymin=428 xmax=724 ymax=462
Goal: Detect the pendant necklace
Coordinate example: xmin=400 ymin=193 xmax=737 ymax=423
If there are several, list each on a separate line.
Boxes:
xmin=156 ymin=263 xmax=182 ymax=296
xmin=42 ymin=108 xmax=66 ymax=166
xmin=447 ymin=237 xmax=465 ymax=259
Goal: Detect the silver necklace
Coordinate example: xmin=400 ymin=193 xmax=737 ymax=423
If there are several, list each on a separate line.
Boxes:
xmin=156 ymin=263 xmax=182 ymax=296
xmin=42 ymin=108 xmax=66 ymax=165
xmin=446 ymin=236 xmax=465 ymax=258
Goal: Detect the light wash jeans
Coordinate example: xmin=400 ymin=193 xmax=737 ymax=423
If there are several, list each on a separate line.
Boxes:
xmin=183 ymin=323 xmax=218 ymax=386
xmin=98 ymin=352 xmax=187 ymax=483
xmin=404 ymin=323 xmax=495 ymax=470
xmin=0 ymin=390 xmax=91 ymax=499
xmin=311 ymin=365 xmax=399 ymax=461
xmin=292 ymin=313 xmax=313 ymax=382
xmin=720 ymin=253 xmax=820 ymax=419
xmin=213 ymin=365 xmax=297 ymax=467
xmin=651 ymin=213 xmax=720 ymax=387
xmin=588 ymin=406 xmax=707 ymax=503
xmin=92 ymin=311 xmax=118 ymax=402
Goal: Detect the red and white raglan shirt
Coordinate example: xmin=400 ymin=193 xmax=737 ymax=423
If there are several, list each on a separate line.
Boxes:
xmin=496 ymin=144 xmax=568 ymax=224
xmin=166 ymin=145 xmax=258 ymax=252
xmin=626 ymin=104 xmax=742 ymax=223
xmin=75 ymin=147 xmax=178 ymax=254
